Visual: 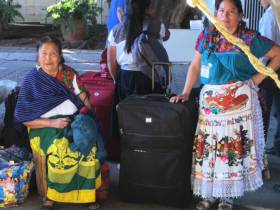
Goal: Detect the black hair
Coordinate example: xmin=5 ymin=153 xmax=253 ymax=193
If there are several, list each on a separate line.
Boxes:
xmin=124 ymin=0 xmax=151 ymax=53
xmin=216 ymin=0 xmax=247 ymax=34
xmin=36 ymin=36 xmax=65 ymax=64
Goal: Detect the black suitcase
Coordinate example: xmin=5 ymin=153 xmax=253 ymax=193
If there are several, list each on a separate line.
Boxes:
xmin=117 ymin=62 xmax=197 ymax=208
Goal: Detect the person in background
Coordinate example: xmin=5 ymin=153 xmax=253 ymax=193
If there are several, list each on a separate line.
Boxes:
xmin=258 ymin=0 xmax=280 ymax=156
xmin=106 ymin=0 xmax=126 ymax=46
xmin=170 ymin=0 xmax=280 ymax=209
xmin=107 ymin=0 xmax=170 ymax=138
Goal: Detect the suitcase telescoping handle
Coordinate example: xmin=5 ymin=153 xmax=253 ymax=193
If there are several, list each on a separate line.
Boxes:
xmin=152 ymin=61 xmax=172 ymax=94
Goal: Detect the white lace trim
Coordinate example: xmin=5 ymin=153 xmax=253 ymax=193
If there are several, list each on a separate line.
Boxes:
xmin=251 ymin=82 xmax=265 ymax=172
xmin=191 ymin=168 xmax=263 ymax=198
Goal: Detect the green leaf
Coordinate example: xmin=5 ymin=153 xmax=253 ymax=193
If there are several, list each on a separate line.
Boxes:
xmin=44 ymin=0 xmax=103 ymax=35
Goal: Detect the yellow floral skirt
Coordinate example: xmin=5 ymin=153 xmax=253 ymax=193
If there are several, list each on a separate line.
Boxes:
xmin=28 ymin=124 xmax=101 ymax=203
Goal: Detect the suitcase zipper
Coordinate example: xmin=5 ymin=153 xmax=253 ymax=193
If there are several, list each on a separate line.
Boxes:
xmin=123 ymin=132 xmax=182 ymax=138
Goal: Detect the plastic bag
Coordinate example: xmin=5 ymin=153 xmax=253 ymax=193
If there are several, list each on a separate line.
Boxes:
xmin=0 ymin=81 xmax=17 ymax=105
xmin=0 ymin=145 xmax=34 ymax=207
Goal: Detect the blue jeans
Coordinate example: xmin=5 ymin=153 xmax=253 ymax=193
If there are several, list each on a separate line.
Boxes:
xmin=260 ymin=69 xmax=280 ymax=151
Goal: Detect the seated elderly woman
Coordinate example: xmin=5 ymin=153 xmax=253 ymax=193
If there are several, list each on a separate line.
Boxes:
xmin=12 ymin=36 xmax=106 ymax=210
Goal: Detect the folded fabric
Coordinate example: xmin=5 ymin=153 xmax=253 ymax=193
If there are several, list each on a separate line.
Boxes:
xmin=66 ymin=114 xmax=107 ymax=159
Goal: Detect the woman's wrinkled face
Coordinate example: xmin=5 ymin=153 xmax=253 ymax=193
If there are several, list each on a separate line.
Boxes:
xmin=37 ymin=42 xmax=60 ymax=72
xmin=216 ymin=0 xmax=242 ymax=33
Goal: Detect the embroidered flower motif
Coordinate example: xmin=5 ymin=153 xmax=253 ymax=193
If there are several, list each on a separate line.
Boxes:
xmin=206 ymin=35 xmax=211 ymax=41
xmin=67 ymin=81 xmax=72 ymax=87
xmin=246 ymin=31 xmax=254 ymax=36
xmin=240 ymin=34 xmax=247 ymax=39
xmin=204 ymin=108 xmax=211 ymax=115
xmin=196 ymin=171 xmax=203 ymax=176
xmin=77 ymin=78 xmax=83 ymax=85
xmin=199 ymin=28 xmax=256 ymax=54
xmin=217 ymin=47 xmax=224 ymax=53
xmin=211 ymin=107 xmax=219 ymax=115
xmin=249 ymin=167 xmax=255 ymax=172
xmin=208 ymin=157 xmax=215 ymax=168
xmin=220 ymin=155 xmax=227 ymax=162
xmin=67 ymin=72 xmax=75 ymax=79
xmin=213 ymin=37 xmax=219 ymax=42
xmin=230 ymin=172 xmax=238 ymax=177
xmin=244 ymin=39 xmax=251 ymax=44
xmin=227 ymin=153 xmax=235 ymax=161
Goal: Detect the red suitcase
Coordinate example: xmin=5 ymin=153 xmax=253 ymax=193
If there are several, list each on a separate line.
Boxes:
xmin=81 ymin=71 xmax=120 ymax=159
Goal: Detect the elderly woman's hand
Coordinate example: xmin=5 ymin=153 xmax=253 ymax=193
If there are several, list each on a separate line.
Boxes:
xmin=51 ymin=118 xmax=71 ymax=129
xmin=170 ymin=93 xmax=189 ymax=103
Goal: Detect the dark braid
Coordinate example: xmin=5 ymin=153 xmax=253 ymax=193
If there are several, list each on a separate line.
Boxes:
xmin=124 ymin=0 xmax=151 ymax=53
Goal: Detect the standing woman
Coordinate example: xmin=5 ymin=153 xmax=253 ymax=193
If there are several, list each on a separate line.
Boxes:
xmin=107 ymin=0 xmax=170 ymax=137
xmin=170 ymin=0 xmax=280 ymax=210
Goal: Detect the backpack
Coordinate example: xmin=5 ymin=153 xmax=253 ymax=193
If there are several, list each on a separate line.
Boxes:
xmin=100 ymin=47 xmax=113 ymax=79
xmin=131 ymin=18 xmax=171 ymax=88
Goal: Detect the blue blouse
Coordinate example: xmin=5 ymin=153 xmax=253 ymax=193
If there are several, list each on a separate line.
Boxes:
xmin=195 ymin=27 xmax=275 ymax=85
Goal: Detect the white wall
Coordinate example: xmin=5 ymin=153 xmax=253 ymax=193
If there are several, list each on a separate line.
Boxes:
xmin=12 ymin=0 xmax=60 ymax=23
xmin=163 ymin=29 xmax=201 ymax=62
xmin=12 ymin=0 xmax=109 ymax=24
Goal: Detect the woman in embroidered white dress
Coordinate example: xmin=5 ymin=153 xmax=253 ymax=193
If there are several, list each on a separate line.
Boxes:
xmin=170 ymin=0 xmax=280 ymax=210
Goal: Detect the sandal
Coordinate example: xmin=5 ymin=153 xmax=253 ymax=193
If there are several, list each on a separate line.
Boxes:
xmin=40 ymin=198 xmax=56 ymax=210
xmin=218 ymin=198 xmax=233 ymax=210
xmin=89 ymin=202 xmax=100 ymax=210
xmin=196 ymin=197 xmax=218 ymax=210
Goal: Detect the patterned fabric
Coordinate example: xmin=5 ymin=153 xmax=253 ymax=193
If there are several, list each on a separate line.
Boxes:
xmin=55 ymin=65 xmax=86 ymax=93
xmin=12 ymin=66 xmax=104 ymax=144
xmin=0 ymin=145 xmax=34 ymax=207
xmin=112 ymin=22 xmax=126 ymax=45
xmin=196 ymin=27 xmax=258 ymax=53
xmin=195 ymin=27 xmax=275 ymax=85
xmin=191 ymin=80 xmax=265 ymax=198
xmin=28 ymin=118 xmax=101 ymax=203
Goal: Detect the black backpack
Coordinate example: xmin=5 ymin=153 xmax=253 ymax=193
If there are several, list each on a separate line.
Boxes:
xmin=131 ymin=18 xmax=171 ymax=88
xmin=0 ymin=87 xmax=31 ymax=151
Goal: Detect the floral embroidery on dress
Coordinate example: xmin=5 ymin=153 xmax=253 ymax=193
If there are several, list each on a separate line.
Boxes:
xmin=56 ymin=65 xmax=86 ymax=93
xmin=196 ymin=26 xmax=257 ymax=53
xmin=201 ymin=82 xmax=249 ymax=114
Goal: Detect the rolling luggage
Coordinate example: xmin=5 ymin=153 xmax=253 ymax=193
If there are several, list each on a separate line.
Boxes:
xmin=117 ymin=62 xmax=197 ymax=208
xmin=81 ymin=71 xmax=120 ymax=159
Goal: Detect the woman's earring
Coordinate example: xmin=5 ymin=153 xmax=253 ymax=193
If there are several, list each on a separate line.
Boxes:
xmin=58 ymin=62 xmax=62 ymax=71
xmin=36 ymin=62 xmax=41 ymax=70
xmin=239 ymin=21 xmax=241 ymax=26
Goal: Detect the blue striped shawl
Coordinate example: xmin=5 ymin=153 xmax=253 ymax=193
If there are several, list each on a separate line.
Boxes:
xmin=12 ymin=68 xmax=105 ymax=143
